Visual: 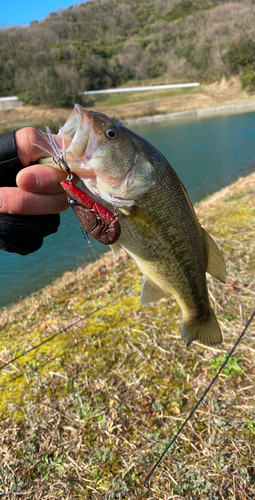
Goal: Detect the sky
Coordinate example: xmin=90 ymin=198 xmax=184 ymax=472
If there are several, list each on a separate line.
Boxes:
xmin=1 ymin=0 xmax=88 ymax=27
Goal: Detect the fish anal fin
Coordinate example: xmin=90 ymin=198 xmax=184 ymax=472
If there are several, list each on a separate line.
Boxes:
xmin=140 ymin=277 xmax=166 ymax=306
xmin=110 ymin=242 xmax=121 ymax=261
xmin=203 ymin=228 xmax=226 ymax=283
xmin=182 ymin=307 xmax=223 ymax=347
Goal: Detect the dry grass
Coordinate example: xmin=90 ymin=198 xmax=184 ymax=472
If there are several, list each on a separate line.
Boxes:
xmin=0 ymin=173 xmax=255 ymax=499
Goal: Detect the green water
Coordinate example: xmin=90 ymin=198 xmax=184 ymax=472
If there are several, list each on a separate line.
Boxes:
xmin=1 ymin=112 xmax=255 ymax=308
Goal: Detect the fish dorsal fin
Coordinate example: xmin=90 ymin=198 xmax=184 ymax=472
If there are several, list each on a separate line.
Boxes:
xmin=140 ymin=277 xmax=166 ymax=306
xmin=203 ymin=228 xmax=226 ymax=283
xmin=110 ymin=242 xmax=121 ymax=261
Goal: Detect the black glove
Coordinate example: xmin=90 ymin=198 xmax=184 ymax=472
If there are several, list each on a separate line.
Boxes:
xmin=0 ymin=131 xmax=60 ymax=255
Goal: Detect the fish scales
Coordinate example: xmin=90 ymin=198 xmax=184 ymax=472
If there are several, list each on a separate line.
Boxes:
xmin=40 ymin=104 xmax=226 ymax=347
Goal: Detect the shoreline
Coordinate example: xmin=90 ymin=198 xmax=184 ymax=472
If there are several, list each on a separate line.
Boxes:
xmin=2 ymin=98 xmax=255 ymax=132
xmin=1 ymin=77 xmax=255 ymax=132
xmin=121 ymin=99 xmax=255 ymax=125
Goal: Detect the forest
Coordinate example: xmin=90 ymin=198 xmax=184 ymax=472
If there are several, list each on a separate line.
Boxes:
xmin=1 ymin=0 xmax=255 ymax=106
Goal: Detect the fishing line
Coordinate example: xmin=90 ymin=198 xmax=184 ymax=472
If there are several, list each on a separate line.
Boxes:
xmin=144 ymin=307 xmax=255 ymax=488
xmin=0 ymin=298 xmax=118 ymax=373
xmin=80 ymin=226 xmax=99 ymax=261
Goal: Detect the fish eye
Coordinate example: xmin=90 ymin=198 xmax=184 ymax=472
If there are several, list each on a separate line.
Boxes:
xmin=105 ymin=128 xmax=119 ymax=139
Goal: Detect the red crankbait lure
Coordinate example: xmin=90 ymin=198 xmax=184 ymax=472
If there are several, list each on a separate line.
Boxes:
xmin=61 ymin=179 xmax=121 ymax=245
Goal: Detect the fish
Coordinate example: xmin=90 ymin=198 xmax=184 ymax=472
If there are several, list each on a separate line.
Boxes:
xmin=40 ymin=104 xmax=226 ymax=347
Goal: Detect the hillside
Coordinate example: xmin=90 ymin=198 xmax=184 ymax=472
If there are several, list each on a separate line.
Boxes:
xmin=1 ymin=0 xmax=255 ymax=106
xmin=0 ymin=172 xmax=255 ymax=499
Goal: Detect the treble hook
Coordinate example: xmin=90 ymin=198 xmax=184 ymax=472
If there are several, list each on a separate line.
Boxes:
xmin=53 ymin=155 xmax=73 ymax=183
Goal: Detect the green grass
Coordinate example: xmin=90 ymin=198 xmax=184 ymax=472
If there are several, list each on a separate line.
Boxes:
xmin=84 ymin=85 xmax=201 ymax=108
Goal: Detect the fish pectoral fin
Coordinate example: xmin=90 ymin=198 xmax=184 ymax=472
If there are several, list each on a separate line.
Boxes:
xmin=182 ymin=307 xmax=223 ymax=347
xmin=140 ymin=278 xmax=166 ymax=306
xmin=203 ymin=228 xmax=226 ymax=283
xmin=110 ymin=242 xmax=122 ymax=261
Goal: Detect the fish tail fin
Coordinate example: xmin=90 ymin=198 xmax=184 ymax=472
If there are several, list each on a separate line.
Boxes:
xmin=182 ymin=307 xmax=223 ymax=347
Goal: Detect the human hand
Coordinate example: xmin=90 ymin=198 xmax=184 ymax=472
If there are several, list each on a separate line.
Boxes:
xmin=0 ymin=127 xmax=72 ymax=215
xmin=0 ymin=127 xmax=75 ymax=255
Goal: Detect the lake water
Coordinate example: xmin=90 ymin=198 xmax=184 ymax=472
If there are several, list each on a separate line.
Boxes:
xmin=1 ymin=111 xmax=255 ymax=308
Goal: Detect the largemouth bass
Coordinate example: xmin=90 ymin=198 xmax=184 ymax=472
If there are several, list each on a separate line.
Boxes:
xmin=40 ymin=104 xmax=226 ymax=347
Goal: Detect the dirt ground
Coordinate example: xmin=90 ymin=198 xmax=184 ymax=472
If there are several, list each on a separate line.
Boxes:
xmin=1 ymin=76 xmax=254 ymax=132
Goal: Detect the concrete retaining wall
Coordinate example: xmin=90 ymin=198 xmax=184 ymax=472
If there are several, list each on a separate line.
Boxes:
xmin=122 ymin=100 xmax=255 ymax=125
xmin=0 ymin=97 xmax=23 ymax=110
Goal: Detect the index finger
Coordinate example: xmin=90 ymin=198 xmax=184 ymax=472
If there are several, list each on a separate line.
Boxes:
xmin=15 ymin=127 xmax=69 ymax=167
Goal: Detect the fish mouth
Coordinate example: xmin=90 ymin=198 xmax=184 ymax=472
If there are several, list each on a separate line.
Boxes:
xmin=40 ymin=104 xmax=103 ymax=171
xmin=39 ymin=104 xmax=96 ymax=171
xmin=61 ymin=104 xmax=99 ymax=172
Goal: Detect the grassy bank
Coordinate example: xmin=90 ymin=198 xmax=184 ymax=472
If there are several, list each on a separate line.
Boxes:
xmin=0 ymin=172 xmax=255 ymax=499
